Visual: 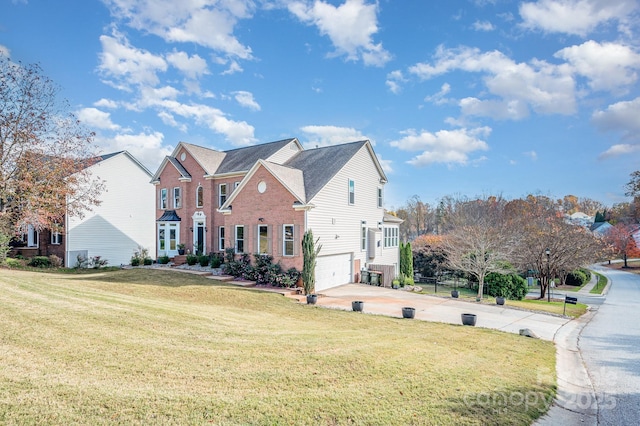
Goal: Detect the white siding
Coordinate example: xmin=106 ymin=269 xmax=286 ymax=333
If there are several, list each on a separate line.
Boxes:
xmin=66 ymin=153 xmax=156 ymax=267
xmin=307 ymin=145 xmax=396 ymax=281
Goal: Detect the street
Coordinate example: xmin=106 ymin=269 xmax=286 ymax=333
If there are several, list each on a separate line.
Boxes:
xmin=580 ymin=266 xmax=640 ymax=425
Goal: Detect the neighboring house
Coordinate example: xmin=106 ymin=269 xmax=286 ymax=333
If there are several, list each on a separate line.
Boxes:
xmin=591 ymin=221 xmax=613 ymax=236
xmin=566 ymin=211 xmax=593 ymax=228
xmin=65 ymin=151 xmax=156 ymax=267
xmin=151 ymin=138 xmax=401 ymax=291
xmin=12 ymin=151 xmax=156 ymax=267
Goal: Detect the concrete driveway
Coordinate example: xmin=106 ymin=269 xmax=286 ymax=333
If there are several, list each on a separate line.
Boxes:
xmin=308 ymin=283 xmax=571 ymax=341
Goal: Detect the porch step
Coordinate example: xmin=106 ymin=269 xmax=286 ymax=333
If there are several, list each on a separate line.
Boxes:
xmin=172 ymin=255 xmax=187 ymax=266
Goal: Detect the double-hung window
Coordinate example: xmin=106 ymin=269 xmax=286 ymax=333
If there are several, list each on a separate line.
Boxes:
xmin=377 ymin=187 xmax=383 ymax=208
xmin=384 ymin=227 xmax=399 ymax=248
xmin=283 ymin=225 xmax=294 ymax=256
xmin=235 ymin=225 xmax=244 ymax=253
xmin=173 ymin=187 xmax=181 ymax=209
xmin=258 ymin=225 xmax=269 ymax=254
xmin=361 ymin=222 xmax=367 ymax=251
xmin=160 ymin=188 xmax=168 ymax=209
xmin=219 ymin=226 xmax=225 ymax=251
xmin=219 ymin=183 xmax=227 ymax=207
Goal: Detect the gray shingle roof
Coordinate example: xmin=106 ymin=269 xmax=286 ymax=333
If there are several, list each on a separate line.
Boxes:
xmin=284 ymin=140 xmax=368 ymax=202
xmin=167 ymin=157 xmax=192 ymax=179
xmin=216 ymin=138 xmax=295 ymax=174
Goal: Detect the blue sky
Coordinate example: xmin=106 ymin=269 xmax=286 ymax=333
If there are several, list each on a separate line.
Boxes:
xmin=2 ymin=0 xmax=640 ymax=209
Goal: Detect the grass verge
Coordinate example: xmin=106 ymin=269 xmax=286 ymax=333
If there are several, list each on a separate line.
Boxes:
xmin=0 ymin=268 xmax=556 ymax=425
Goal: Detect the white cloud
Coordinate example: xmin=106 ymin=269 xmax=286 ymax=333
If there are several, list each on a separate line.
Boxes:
xmin=592 ymin=96 xmax=640 ymax=139
xmin=523 ymin=150 xmax=538 ymax=161
xmin=385 ymin=70 xmax=406 ymax=94
xmin=94 ymin=98 xmax=119 ymax=109
xmin=96 ymin=131 xmax=171 ymax=170
xmin=425 ymin=83 xmax=453 ymax=105
xmin=233 ymin=91 xmax=261 ymax=111
xmin=0 ymin=45 xmax=10 ymax=57
xmin=472 ymin=20 xmax=495 ymax=31
xmin=77 ymin=107 xmax=121 ymax=131
xmin=409 ymin=45 xmax=577 ymax=119
xmin=376 ymin=153 xmax=393 ymax=174
xmin=288 ymin=0 xmax=391 ymax=66
xmin=555 ymin=40 xmax=640 ymax=94
xmin=390 ymin=127 xmax=491 ymax=166
xmin=299 ymin=125 xmax=370 ymax=148
xmin=166 ymin=50 xmax=209 ymax=79
xmin=599 ymin=143 xmax=640 ymax=159
xmin=98 ymin=31 xmax=167 ymax=88
xmin=519 ymin=0 xmax=639 ymax=36
xmin=220 ymin=60 xmax=243 ymax=75
xmin=102 ymin=0 xmax=254 ymax=59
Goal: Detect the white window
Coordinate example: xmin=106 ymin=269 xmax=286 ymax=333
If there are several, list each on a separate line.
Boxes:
xmin=173 ymin=187 xmax=181 ymax=209
xmin=196 ymin=185 xmax=204 ymax=208
xmin=234 ymin=181 xmax=240 ymax=189
xmin=160 ymin=188 xmax=168 ymax=209
xmin=361 ymin=222 xmax=367 ymax=251
xmin=377 ymin=187 xmax=383 ymax=208
xmin=219 ymin=226 xmax=225 ymax=251
xmin=258 ymin=225 xmax=270 ymax=254
xmin=283 ymin=225 xmax=294 ymax=256
xmin=235 ymin=225 xmax=244 ymax=253
xmin=219 ymin=183 xmax=227 ymax=207
xmin=348 ymin=179 xmax=355 ymax=205
xmin=51 ymin=230 xmax=62 ymax=245
xmin=384 ymin=227 xmax=399 ymax=248
xmin=22 ymin=225 xmax=39 ymax=248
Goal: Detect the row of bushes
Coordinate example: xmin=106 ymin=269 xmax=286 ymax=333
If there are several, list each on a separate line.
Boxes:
xmin=222 ymin=248 xmax=300 ymax=288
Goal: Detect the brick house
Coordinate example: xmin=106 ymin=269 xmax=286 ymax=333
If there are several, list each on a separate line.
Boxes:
xmin=151 ymin=138 xmax=401 ymax=291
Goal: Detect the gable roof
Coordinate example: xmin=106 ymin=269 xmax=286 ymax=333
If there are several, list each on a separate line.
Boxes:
xmin=178 ymin=142 xmax=226 ymax=176
xmin=216 ymin=138 xmax=296 ymax=175
xmin=150 ymin=156 xmax=192 ymax=183
xmin=284 ymin=140 xmax=385 ymax=202
xmin=92 ymin=151 xmax=153 ymax=177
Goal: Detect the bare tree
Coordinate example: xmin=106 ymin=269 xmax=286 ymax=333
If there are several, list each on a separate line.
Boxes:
xmin=441 ymin=196 xmax=514 ymax=300
xmin=0 ymin=57 xmax=103 ymax=242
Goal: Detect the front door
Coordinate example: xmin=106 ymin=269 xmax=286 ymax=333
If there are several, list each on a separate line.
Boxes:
xmin=194 ymin=220 xmax=206 ymax=255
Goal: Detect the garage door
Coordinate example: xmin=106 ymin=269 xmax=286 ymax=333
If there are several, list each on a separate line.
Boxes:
xmin=315 ymin=253 xmax=353 ymax=292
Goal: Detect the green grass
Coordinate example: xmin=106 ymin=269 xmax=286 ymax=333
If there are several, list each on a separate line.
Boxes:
xmin=590 ymin=271 xmax=608 ymax=294
xmin=506 ymin=299 xmax=588 ymax=318
xmin=0 ymin=268 xmax=556 ymax=425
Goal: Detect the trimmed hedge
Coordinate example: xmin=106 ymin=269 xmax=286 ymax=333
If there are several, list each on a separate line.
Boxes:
xmin=485 ymin=273 xmax=528 ymax=300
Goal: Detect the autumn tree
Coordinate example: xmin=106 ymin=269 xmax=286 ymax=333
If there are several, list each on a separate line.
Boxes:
xmin=0 ymin=57 xmax=103 ymax=250
xmin=441 ymin=196 xmax=514 ymax=300
xmin=412 ymin=234 xmax=447 ymax=279
xmin=507 ymin=197 xmax=605 ymax=299
xmin=602 ymin=223 xmax=640 ymax=268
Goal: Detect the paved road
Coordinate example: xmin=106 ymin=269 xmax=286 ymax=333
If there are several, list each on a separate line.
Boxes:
xmin=580 ymin=266 xmax=640 ymax=425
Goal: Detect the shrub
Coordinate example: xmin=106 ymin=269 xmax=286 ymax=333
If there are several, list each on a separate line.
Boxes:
xmin=4 ymin=257 xmax=25 ymax=268
xmin=75 ymin=254 xmax=89 ymax=269
xmin=566 ymin=270 xmax=587 ymax=286
xmin=404 ymin=277 xmax=415 ymax=286
xmin=28 ymin=256 xmax=51 ymax=268
xmin=198 ymin=255 xmax=210 ymax=267
xmin=210 ymin=255 xmax=222 ymax=268
xmin=48 ymin=254 xmax=62 ymax=268
xmin=186 ymin=254 xmax=198 ymax=266
xmin=131 ymin=246 xmax=150 ymax=267
xmin=90 ymin=256 xmax=109 ymax=269
xmin=485 ymin=273 xmax=528 ymax=300
xmin=130 ymin=257 xmax=140 ymax=266
xmin=143 ymin=257 xmax=153 ymax=266
xmin=158 ymin=255 xmax=170 ymax=265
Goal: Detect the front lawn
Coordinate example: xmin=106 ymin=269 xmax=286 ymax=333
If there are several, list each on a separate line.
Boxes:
xmin=0 ymin=268 xmax=556 ymax=425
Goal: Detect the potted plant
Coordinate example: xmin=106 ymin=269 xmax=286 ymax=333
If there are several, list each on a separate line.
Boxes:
xmin=461 ymin=313 xmax=477 ymax=326
xmin=177 ymin=243 xmax=186 ymax=255
xmin=392 ymin=278 xmax=400 ymax=289
xmin=352 ymin=300 xmax=364 ymax=312
xmin=302 ymin=230 xmax=322 ymax=304
xmin=402 ymin=307 xmax=416 ymax=319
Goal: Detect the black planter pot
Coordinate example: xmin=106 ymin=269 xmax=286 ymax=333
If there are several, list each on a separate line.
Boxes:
xmin=402 ymin=307 xmax=416 ymax=319
xmin=178 ymin=249 xmax=185 ymax=255
xmin=496 ymin=296 xmax=505 ymax=305
xmin=306 ymin=294 xmax=318 ymax=305
xmin=461 ymin=313 xmax=477 ymax=326
xmin=352 ymin=301 xmax=364 ymax=312
xmin=451 ymin=290 xmax=459 ymax=298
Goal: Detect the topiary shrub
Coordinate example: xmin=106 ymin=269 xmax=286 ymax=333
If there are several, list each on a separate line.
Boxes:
xmin=28 ymin=256 xmax=51 ymax=268
xmin=198 ymin=254 xmax=210 ymax=267
xmin=158 ymin=255 xmax=170 ymax=265
xmin=143 ymin=257 xmax=153 ymax=266
xmin=210 ymin=255 xmax=222 ymax=268
xmin=566 ymin=270 xmax=587 ymax=286
xmin=485 ymin=273 xmax=528 ymax=300
xmin=186 ymin=254 xmax=198 ymax=266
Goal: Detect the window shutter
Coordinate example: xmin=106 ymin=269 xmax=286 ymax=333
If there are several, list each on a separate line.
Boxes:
xmin=277 ymin=226 xmax=282 ymax=256
xmin=293 ymin=225 xmax=300 ymax=256
xmin=267 ymin=225 xmax=272 ymax=254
